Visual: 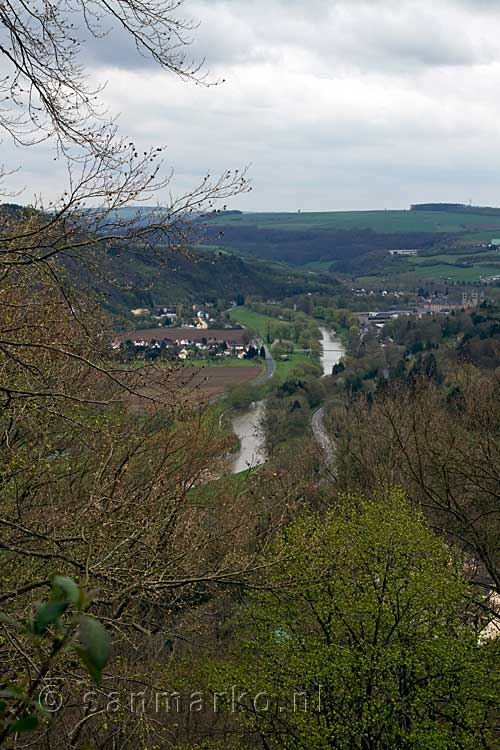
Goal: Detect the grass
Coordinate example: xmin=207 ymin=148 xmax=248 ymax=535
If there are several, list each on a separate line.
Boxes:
xmin=303 ymin=260 xmax=337 ymax=272
xmin=209 ymin=210 xmax=500 ymax=235
xmin=228 ymin=306 xmax=293 ymax=338
xmin=410 ymin=250 xmax=499 ymax=265
xmin=229 ymin=307 xmax=322 ymax=380
xmin=188 ymin=465 xmax=253 ymax=504
xmin=357 ymin=263 xmax=500 ymax=284
xmin=408 ymin=264 xmax=500 ymax=282
xmin=273 ymin=352 xmax=313 ymax=381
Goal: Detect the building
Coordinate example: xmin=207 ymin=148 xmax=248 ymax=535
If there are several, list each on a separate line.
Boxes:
xmin=422 ymin=292 xmax=480 ymax=314
xmin=389 ymin=249 xmax=419 ymax=257
xmin=368 ymin=310 xmax=414 ymax=323
xmin=462 ymin=291 xmax=479 ymax=308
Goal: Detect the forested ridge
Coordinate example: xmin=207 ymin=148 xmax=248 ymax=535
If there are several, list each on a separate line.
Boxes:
xmin=205 ymin=221 xmax=445 ymax=272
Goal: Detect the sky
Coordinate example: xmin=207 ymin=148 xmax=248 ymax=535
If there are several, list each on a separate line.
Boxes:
xmin=4 ymin=0 xmax=500 ymax=211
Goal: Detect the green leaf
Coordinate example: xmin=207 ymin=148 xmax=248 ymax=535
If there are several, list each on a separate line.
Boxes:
xmin=8 ymin=715 xmax=39 ymax=734
xmin=0 ymin=701 xmax=6 ymax=714
xmin=33 ymin=601 xmax=68 ymax=635
xmin=50 ymin=576 xmax=80 ymax=606
xmin=77 ymin=616 xmax=111 ymax=685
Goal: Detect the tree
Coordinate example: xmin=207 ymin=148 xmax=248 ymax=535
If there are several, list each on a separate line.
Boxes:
xmin=208 ymin=491 xmax=500 ymax=749
xmin=0 ymin=2 xmax=251 ymax=747
xmin=335 ymin=372 xmax=500 ymax=598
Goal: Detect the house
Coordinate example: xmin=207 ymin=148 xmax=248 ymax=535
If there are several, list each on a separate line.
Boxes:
xmin=389 ymin=249 xmax=419 ymax=257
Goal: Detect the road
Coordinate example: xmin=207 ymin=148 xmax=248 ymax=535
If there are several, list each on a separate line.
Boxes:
xmin=311 ymin=406 xmax=335 ymax=467
xmin=223 ymin=308 xmax=275 ymax=386
xmin=253 ymin=343 xmax=275 ymax=385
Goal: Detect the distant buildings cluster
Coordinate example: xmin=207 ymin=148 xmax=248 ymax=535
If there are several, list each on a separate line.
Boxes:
xmin=112 ymin=327 xmax=251 ymax=362
xmin=355 ymin=290 xmax=483 ymax=333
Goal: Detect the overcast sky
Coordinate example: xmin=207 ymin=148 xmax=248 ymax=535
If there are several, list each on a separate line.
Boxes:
xmin=5 ymin=0 xmax=500 ymax=211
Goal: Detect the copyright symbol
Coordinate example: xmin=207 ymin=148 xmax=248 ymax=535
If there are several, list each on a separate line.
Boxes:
xmin=38 ymin=684 xmax=63 ymax=713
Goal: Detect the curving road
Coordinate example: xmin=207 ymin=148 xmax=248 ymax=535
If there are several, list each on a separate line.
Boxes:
xmin=253 ymin=343 xmax=275 ymax=385
xmin=311 ymin=327 xmax=345 ymax=468
xmin=311 ymin=406 xmax=335 ymax=467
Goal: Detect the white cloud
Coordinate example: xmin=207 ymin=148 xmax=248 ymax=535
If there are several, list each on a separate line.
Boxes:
xmin=3 ymin=0 xmax=500 ymax=210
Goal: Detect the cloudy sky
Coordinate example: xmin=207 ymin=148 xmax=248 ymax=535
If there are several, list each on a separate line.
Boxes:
xmin=5 ymin=0 xmax=500 ymax=211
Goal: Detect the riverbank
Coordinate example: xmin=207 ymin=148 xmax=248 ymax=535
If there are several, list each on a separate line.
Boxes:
xmin=228 ymin=325 xmax=345 ymax=474
xmin=311 ymin=327 xmax=346 ymax=465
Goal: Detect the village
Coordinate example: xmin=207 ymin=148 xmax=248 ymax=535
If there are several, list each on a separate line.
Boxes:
xmin=112 ymin=302 xmax=264 ymax=363
xmin=114 ymin=330 xmax=263 ymax=363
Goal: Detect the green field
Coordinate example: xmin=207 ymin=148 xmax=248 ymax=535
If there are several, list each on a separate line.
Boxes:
xmin=399 ymin=248 xmax=500 ymax=282
xmin=303 ymin=260 xmax=337 ymax=272
xmin=228 ymin=306 xmax=293 ymax=338
xmin=273 ymin=352 xmax=315 ymax=381
xmin=409 ymin=263 xmax=500 ymax=282
xmin=211 ymin=210 xmax=500 ymax=234
xmin=228 ymin=307 xmax=322 ymax=381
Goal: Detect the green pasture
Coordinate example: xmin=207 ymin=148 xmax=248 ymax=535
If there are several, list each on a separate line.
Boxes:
xmin=228 ymin=306 xmax=293 ymax=338
xmin=210 ymin=210 xmax=500 ymax=235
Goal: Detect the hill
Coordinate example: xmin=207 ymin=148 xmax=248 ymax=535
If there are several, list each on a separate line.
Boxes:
xmin=74 ymin=243 xmax=343 ymax=320
xmin=202 ymin=207 xmax=500 ymax=280
xmin=206 ymin=208 xmax=500 ymax=233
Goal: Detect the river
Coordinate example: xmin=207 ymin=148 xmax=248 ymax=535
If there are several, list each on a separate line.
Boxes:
xmin=229 ymin=327 xmax=345 ymax=474
xmin=229 ymin=400 xmax=267 ymax=474
xmin=319 ymin=326 xmax=345 ymax=376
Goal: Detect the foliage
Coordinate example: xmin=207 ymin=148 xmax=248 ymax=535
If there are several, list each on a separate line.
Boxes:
xmin=0 ymin=577 xmax=109 ymax=744
xmin=334 ymin=371 xmax=500 ymax=597
xmin=206 ymin=491 xmax=500 ymax=749
xmin=0 ymin=254 xmax=269 ymax=748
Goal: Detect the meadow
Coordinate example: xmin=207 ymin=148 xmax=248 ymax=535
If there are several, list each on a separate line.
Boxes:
xmin=210 ymin=209 xmax=500 ymax=234
xmin=228 ymin=306 xmax=293 ymax=338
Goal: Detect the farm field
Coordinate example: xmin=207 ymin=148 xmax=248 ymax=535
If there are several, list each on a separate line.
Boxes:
xmin=408 ymin=263 xmax=500 ymax=282
xmin=130 ymin=363 xmax=263 ymax=405
xmin=118 ymin=327 xmax=247 ymax=344
xmin=181 ymin=358 xmax=261 ymax=368
xmin=187 ymin=365 xmax=263 ymax=397
xmin=209 ymin=209 xmax=500 ymax=234
xmin=303 ymin=260 xmax=337 ymax=272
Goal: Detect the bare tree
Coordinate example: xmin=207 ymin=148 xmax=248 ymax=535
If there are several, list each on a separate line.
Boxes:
xmin=334 ymin=371 xmax=500 ymax=597
xmin=0 ymin=3 xmax=256 ymax=747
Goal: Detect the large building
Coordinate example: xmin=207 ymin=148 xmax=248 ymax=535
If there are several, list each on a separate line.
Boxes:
xmin=422 ymin=292 xmax=480 ymax=313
